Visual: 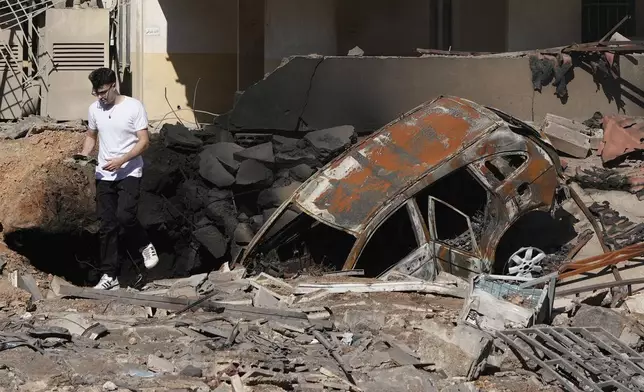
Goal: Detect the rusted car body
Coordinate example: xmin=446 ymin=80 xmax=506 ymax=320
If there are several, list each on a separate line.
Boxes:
xmin=240 ymin=96 xmax=562 ymax=280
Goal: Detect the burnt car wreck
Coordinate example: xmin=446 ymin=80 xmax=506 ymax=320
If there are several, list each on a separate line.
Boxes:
xmin=239 ymin=96 xmax=563 ymax=281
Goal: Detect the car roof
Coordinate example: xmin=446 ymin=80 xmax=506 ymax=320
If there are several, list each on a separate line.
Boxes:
xmin=293 ymin=96 xmax=503 ymax=235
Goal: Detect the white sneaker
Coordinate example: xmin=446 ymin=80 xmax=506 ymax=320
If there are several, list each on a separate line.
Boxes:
xmin=94 ymin=274 xmax=120 ymax=290
xmin=141 ymin=243 xmax=159 ymax=269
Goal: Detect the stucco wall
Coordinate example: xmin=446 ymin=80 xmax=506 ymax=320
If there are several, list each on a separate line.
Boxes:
xmin=507 ymin=0 xmax=582 ymax=51
xmin=264 ymin=0 xmax=336 ymax=73
xmin=229 ymin=54 xmax=644 ymax=133
xmin=141 ymin=0 xmax=238 ymax=125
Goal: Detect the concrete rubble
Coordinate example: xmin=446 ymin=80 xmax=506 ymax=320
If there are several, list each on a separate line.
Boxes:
xmin=3 ymin=40 xmax=644 ymax=392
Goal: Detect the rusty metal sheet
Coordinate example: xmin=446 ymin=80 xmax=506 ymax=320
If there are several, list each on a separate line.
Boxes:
xmin=599 ymin=115 xmax=644 ymax=164
xmin=294 ymin=96 xmax=501 ymax=235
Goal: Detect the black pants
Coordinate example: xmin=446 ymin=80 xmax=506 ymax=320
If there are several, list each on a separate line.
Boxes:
xmin=96 ymin=177 xmax=150 ymax=277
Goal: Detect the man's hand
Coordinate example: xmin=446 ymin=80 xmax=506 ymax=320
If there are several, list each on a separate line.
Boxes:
xmin=102 ymin=157 xmax=127 ymax=172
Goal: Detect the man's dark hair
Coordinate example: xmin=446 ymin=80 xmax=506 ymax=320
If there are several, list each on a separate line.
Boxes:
xmin=88 ymin=67 xmax=116 ymax=90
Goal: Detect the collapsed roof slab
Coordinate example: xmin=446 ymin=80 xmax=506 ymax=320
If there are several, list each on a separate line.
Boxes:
xmin=228 ymin=54 xmax=644 ymax=134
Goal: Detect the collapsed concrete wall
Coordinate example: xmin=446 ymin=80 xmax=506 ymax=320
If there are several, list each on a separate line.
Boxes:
xmin=227 ymin=54 xmax=644 ymax=133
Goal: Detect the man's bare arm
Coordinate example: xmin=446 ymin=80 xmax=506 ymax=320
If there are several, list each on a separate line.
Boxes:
xmin=80 ymin=129 xmax=97 ymax=156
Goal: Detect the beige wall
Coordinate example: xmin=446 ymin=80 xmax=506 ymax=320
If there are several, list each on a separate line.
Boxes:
xmin=451 ymin=0 xmax=507 ymax=52
xmin=141 ymin=0 xmax=238 ymax=126
xmin=264 ymin=0 xmax=337 ymax=73
xmin=507 ymin=0 xmax=581 ymax=51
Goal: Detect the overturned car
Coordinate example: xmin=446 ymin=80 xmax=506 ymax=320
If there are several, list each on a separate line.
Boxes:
xmin=239 ymin=96 xmax=563 ymax=281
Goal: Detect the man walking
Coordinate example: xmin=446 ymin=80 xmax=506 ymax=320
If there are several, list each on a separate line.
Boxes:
xmin=80 ymin=67 xmax=158 ymax=290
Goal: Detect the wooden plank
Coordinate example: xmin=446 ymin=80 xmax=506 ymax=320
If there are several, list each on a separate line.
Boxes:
xmin=295 ymin=281 xmax=465 ymax=298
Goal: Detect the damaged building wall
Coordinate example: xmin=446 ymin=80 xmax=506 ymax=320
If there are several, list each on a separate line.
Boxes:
xmin=228 ymin=54 xmax=644 ymax=133
xmin=450 ymin=0 xmax=507 ymax=52
xmin=264 ymin=0 xmax=337 ymax=73
xmin=506 ymin=0 xmax=581 ymax=51
xmin=141 ymin=0 xmax=238 ymax=123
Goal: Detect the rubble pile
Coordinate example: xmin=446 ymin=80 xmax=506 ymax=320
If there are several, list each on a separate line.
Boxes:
xmin=136 ymin=123 xmax=358 ymax=280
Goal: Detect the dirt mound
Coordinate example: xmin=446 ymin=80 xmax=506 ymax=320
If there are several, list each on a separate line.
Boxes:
xmin=0 ymin=130 xmax=94 ymax=233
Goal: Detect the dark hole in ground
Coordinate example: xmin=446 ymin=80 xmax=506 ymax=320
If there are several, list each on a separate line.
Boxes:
xmin=3 ymin=225 xmax=216 ymax=288
xmin=493 ymin=209 xmax=578 ymax=274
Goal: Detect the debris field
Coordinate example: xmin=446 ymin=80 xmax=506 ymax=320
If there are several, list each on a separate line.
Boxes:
xmin=3 ymin=37 xmax=644 ymax=392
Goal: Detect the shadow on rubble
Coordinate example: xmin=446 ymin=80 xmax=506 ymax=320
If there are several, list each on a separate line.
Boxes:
xmin=493 ymin=209 xmax=579 ymax=274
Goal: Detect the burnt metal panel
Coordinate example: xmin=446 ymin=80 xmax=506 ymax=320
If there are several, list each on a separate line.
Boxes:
xmin=294 ymin=96 xmax=501 ymax=235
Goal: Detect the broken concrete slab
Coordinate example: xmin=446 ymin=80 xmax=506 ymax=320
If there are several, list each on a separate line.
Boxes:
xmin=229 ymin=56 xmax=324 ymax=131
xmin=358 ymin=366 xmax=438 ymax=392
xmin=193 ymin=225 xmax=228 ymax=259
xmin=249 ymin=215 xmax=264 ymax=232
xmin=198 ymin=149 xmax=236 ymax=187
xmin=195 ymin=125 xmax=234 ymax=144
xmin=256 ymin=182 xmax=302 ymax=209
xmin=304 ymin=125 xmax=356 ymax=162
xmin=203 ymin=142 xmax=245 ymax=173
xmin=147 ymin=354 xmax=175 ymax=373
xmin=414 ymin=320 xmax=493 ymax=378
xmin=541 ymin=114 xmax=591 ymax=158
xmin=253 ymin=286 xmax=281 ymax=309
xmin=290 ymin=163 xmax=315 ymax=181
xmin=571 ymin=305 xmax=644 ymax=347
xmin=272 ymin=135 xmax=301 ymax=153
xmin=179 ymin=365 xmax=203 ymax=378
xmin=275 ymin=148 xmax=320 ymax=168
xmin=235 ymin=159 xmax=274 ymax=187
xmin=161 ymin=123 xmax=204 ymax=151
xmin=233 ymin=142 xmax=275 ymax=164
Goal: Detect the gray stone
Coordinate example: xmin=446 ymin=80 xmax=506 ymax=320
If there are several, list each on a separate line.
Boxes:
xmin=198 ymin=150 xmax=235 ymax=187
xmin=193 ymin=225 xmax=228 ymax=259
xmin=257 ymin=182 xmax=302 ymax=209
xmin=236 ymin=159 xmax=274 ymax=187
xmin=290 ymin=163 xmax=315 ymax=181
xmin=179 ymin=365 xmax=203 ymax=378
xmin=204 ymin=192 xmax=238 ymax=238
xmin=343 ymin=310 xmax=386 ymax=331
xmin=275 ymin=148 xmax=320 ymax=167
xmin=359 ymin=366 xmax=438 ymax=392
xmin=202 ymin=142 xmax=245 ymax=173
xmin=272 ymin=135 xmax=300 ymax=153
xmin=233 ymin=223 xmax=255 ymax=245
xmin=253 ymin=287 xmax=281 ymax=308
xmin=147 ymin=354 xmax=175 ymax=373
xmin=177 ymin=180 xmax=209 ymax=211
xmin=571 ymin=305 xmax=628 ymax=338
xmin=249 ymin=215 xmax=264 ymax=232
xmin=237 ymin=213 xmax=249 ymax=222
xmin=195 ymin=124 xmax=234 ymax=144
xmin=0 ymin=115 xmax=47 ymax=140
xmin=348 ymin=46 xmax=365 ymax=56
xmin=440 ymin=383 xmax=480 ymax=392
xmin=415 ymin=320 xmax=493 ymax=378
xmin=102 ymin=381 xmax=118 ymax=391
xmin=229 ymin=56 xmax=324 ymax=131
xmin=304 ymin=125 xmax=356 ymax=162
xmin=162 ymin=123 xmax=203 ymax=151
xmin=233 ymin=142 xmax=275 ymax=164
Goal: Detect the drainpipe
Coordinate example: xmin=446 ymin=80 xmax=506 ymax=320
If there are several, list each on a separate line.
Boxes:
xmin=134 ymin=0 xmax=144 ymax=101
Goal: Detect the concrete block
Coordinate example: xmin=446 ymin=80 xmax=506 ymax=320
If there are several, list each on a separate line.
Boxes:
xmin=195 ymin=125 xmax=234 ymax=144
xmin=290 ymin=163 xmax=315 ymax=181
xmin=233 ymin=141 xmax=274 ymax=164
xmin=161 ymin=124 xmax=203 ymax=151
xmin=542 ymin=114 xmax=591 ymax=158
xmin=203 ymin=143 xmax=245 ymax=173
xmin=198 ymin=150 xmax=235 ymax=187
xmin=304 ymin=125 xmax=356 ymax=162
xmin=257 ymin=182 xmax=302 ymax=209
xmin=590 ymin=129 xmax=604 ymax=150
xmin=204 ymin=197 xmax=238 ymax=238
xmin=272 ymin=135 xmax=300 ymax=153
xmin=193 ymin=225 xmax=228 ymax=259
xmin=147 ymin=354 xmax=175 ymax=373
xmin=359 ymin=366 xmax=438 ymax=392
xmin=235 ymin=159 xmax=274 ymax=186
xmin=233 ymin=223 xmax=255 ymax=245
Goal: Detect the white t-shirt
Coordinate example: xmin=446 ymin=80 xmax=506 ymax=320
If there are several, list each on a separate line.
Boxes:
xmin=88 ymin=96 xmax=148 ymax=181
